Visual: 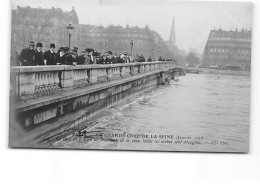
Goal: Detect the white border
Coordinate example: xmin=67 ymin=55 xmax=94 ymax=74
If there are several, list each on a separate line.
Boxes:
xmin=1 ymin=0 xmax=259 ymax=183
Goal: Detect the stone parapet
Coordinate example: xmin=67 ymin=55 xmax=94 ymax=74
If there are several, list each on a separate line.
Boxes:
xmin=10 ymin=61 xmax=177 ymax=100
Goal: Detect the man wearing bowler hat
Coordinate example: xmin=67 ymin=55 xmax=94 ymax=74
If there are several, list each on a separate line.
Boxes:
xmin=19 ymin=40 xmax=36 ymax=66
xmin=44 ymin=43 xmax=56 ymax=65
xmin=34 ymin=42 xmax=44 ymax=65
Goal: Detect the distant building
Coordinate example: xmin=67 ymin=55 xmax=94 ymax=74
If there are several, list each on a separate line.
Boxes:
xmin=203 ymin=28 xmax=251 ymax=71
xmin=167 ymin=16 xmax=178 ymax=56
xmin=78 ymin=24 xmax=170 ymax=58
xmin=11 ymin=6 xmax=172 ymax=59
xmin=11 ymin=6 xmax=80 ymax=52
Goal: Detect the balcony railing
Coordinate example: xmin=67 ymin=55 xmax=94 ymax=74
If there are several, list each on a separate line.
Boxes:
xmin=10 ymin=61 xmax=176 ymax=100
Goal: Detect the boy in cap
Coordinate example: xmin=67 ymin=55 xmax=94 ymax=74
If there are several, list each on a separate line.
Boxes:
xmin=44 ymin=43 xmax=56 ymax=65
xmin=19 ymin=40 xmax=36 ymax=66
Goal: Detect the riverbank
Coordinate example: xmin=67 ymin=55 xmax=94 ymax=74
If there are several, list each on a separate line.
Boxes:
xmin=186 ymin=67 xmax=250 ymax=76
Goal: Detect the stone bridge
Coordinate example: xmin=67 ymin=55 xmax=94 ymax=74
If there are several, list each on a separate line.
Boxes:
xmin=9 ymin=61 xmax=185 ymax=146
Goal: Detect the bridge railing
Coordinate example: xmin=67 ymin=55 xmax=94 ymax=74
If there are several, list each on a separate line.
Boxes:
xmin=10 ymin=61 xmax=177 ymax=100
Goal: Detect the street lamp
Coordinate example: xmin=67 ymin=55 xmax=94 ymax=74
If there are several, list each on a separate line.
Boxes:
xmin=67 ymin=23 xmax=74 ymax=51
xmin=130 ymin=40 xmax=134 ymax=55
xmin=152 ymin=48 xmax=155 ymax=61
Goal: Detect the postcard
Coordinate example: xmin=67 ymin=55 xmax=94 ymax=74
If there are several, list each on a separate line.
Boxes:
xmin=9 ymin=0 xmax=252 ymax=152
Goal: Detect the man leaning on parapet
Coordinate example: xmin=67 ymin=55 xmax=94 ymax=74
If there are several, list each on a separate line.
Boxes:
xmin=19 ymin=40 xmax=36 ymax=66
xmin=34 ymin=42 xmax=45 ymax=66
xmin=43 ymin=43 xmax=56 ymax=65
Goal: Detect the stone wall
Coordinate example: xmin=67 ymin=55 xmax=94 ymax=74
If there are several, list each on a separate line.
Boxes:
xmin=9 ymin=66 xmax=178 ymax=147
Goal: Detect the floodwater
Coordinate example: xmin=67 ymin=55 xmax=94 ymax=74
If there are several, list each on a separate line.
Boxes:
xmin=52 ymin=73 xmax=250 ymax=152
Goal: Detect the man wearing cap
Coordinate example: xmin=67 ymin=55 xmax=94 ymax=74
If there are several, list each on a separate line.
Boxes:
xmin=19 ymin=41 xmax=36 ymax=66
xmin=72 ymin=47 xmax=78 ymax=53
xmin=107 ymin=51 xmax=113 ymax=64
xmin=111 ymin=53 xmax=118 ymax=64
xmin=34 ymin=42 xmax=44 ymax=65
xmin=70 ymin=46 xmax=79 ymax=65
xmin=55 ymin=47 xmax=67 ymax=65
xmin=77 ymin=49 xmax=86 ymax=65
xmin=103 ymin=52 xmax=109 ymax=64
xmin=120 ymin=51 xmax=130 ymax=63
xmin=62 ymin=47 xmax=74 ymax=65
xmin=44 ymin=43 xmax=56 ymax=65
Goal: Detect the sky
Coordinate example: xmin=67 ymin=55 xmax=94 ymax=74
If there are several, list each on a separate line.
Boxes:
xmin=12 ymin=0 xmax=253 ymax=54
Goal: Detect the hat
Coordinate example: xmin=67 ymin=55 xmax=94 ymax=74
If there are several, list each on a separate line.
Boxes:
xmin=59 ymin=47 xmax=65 ymax=52
xmin=28 ymin=41 xmax=35 ymax=46
xmin=50 ymin=43 xmax=55 ymax=48
xmin=72 ymin=49 xmax=78 ymax=53
xmin=123 ymin=51 xmax=128 ymax=55
xmin=107 ymin=51 xmax=113 ymax=55
xmin=36 ymin=42 xmax=43 ymax=47
xmin=73 ymin=47 xmax=78 ymax=50
xmin=70 ymin=50 xmax=78 ymax=55
xmin=82 ymin=50 xmax=87 ymax=53
xmin=93 ymin=50 xmax=101 ymax=56
xmin=85 ymin=48 xmax=93 ymax=53
xmin=64 ymin=47 xmax=70 ymax=52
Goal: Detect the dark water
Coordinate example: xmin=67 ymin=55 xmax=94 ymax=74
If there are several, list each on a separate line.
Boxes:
xmin=53 ymin=73 xmax=250 ymax=152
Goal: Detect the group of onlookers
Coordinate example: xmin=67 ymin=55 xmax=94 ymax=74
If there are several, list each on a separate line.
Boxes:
xmin=11 ymin=41 xmax=173 ymax=66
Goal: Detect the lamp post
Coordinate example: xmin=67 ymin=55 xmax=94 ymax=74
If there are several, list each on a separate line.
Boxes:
xmin=152 ymin=48 xmax=155 ymax=61
xmin=130 ymin=40 xmax=134 ymax=55
xmin=67 ymin=23 xmax=74 ymax=51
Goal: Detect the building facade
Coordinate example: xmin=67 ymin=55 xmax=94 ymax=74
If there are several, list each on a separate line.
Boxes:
xmin=11 ymin=6 xmax=80 ymax=52
xmin=11 ymin=6 xmax=172 ymax=59
xmin=203 ymin=28 xmax=251 ymax=71
xmin=77 ymin=24 xmax=170 ymax=58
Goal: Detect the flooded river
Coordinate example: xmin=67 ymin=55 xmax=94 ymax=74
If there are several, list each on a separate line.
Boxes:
xmin=52 ymin=73 xmax=250 ymax=152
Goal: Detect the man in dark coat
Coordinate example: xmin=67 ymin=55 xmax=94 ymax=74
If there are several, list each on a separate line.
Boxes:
xmin=103 ymin=52 xmax=111 ymax=64
xmin=111 ymin=53 xmax=118 ymax=64
xmin=61 ymin=47 xmax=74 ymax=65
xmin=148 ymin=56 xmax=152 ymax=62
xmin=44 ymin=43 xmax=56 ymax=65
xmin=86 ymin=48 xmax=94 ymax=64
xmin=62 ymin=47 xmax=78 ymax=65
xmin=107 ymin=51 xmax=113 ymax=64
xmin=55 ymin=47 xmax=67 ymax=65
xmin=77 ymin=49 xmax=86 ymax=65
xmin=97 ymin=55 xmax=104 ymax=64
xmin=140 ymin=54 xmax=146 ymax=62
xmin=34 ymin=42 xmax=44 ymax=65
xmin=120 ymin=51 xmax=130 ymax=63
xmin=19 ymin=41 xmax=36 ymax=66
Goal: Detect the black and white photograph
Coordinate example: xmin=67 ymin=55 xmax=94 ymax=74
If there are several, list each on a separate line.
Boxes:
xmin=9 ymin=0 xmax=252 ymax=153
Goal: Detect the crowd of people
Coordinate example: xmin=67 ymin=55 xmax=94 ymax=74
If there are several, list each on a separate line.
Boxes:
xmin=13 ymin=41 xmax=174 ymax=66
